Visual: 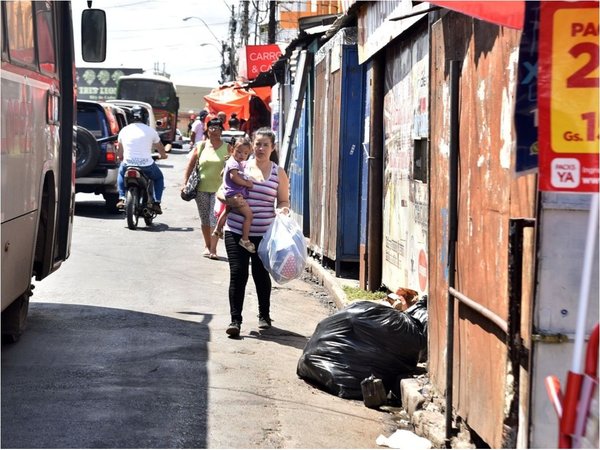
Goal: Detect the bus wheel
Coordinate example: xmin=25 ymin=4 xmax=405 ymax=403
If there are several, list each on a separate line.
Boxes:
xmin=74 ymin=126 xmax=100 ymax=177
xmin=1 ymin=291 xmax=30 ymax=344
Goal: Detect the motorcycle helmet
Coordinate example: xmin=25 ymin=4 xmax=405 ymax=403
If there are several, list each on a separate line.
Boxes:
xmin=131 ymin=105 xmax=148 ymax=124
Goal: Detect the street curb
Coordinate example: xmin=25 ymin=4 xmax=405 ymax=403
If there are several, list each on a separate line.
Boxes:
xmin=305 ymin=257 xmax=349 ymax=310
xmin=400 ymin=378 xmax=425 ymax=417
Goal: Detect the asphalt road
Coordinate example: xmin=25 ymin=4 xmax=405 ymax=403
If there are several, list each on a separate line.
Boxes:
xmin=1 ymin=146 xmax=397 ymax=448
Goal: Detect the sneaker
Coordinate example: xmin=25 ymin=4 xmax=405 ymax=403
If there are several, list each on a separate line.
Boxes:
xmin=239 ymin=238 xmax=256 ymax=253
xmin=258 ymin=315 xmax=272 ymax=329
xmin=226 ymin=321 xmax=241 ymax=337
xmin=116 ymin=198 xmax=125 ymax=209
xmin=153 ymin=202 xmax=163 ymax=214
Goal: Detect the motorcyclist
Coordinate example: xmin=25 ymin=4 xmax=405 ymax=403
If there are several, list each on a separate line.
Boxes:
xmin=116 ymin=105 xmax=168 ymax=214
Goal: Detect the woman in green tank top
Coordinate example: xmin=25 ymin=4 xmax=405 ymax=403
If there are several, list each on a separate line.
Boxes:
xmin=182 ymin=118 xmax=230 ymax=259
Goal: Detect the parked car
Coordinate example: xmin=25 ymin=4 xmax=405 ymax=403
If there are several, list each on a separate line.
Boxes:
xmin=75 ymin=100 xmax=128 ymax=213
xmin=171 ymin=128 xmax=190 ymax=149
xmin=221 ymin=130 xmax=248 ymax=145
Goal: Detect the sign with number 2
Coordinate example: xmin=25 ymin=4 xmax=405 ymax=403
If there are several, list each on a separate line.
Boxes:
xmin=538 ymin=1 xmax=599 ymax=192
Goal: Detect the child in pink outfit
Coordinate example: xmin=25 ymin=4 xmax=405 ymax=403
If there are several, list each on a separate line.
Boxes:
xmin=213 ymin=138 xmax=255 ymax=252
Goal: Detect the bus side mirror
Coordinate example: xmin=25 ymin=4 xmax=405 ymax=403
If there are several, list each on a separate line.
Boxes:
xmin=81 ymin=9 xmax=107 ymax=62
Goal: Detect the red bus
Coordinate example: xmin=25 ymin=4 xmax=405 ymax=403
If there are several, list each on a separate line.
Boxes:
xmin=1 ymin=1 xmax=106 ymax=342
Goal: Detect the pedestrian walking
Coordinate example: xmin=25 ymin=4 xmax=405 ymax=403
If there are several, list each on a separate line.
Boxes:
xmin=190 ymin=110 xmax=208 ymax=146
xmin=223 ymin=127 xmax=290 ymax=337
xmin=183 ymin=117 xmax=230 ymax=259
xmin=228 ymin=113 xmax=240 ymax=130
xmin=217 ymin=111 xmax=228 ymax=130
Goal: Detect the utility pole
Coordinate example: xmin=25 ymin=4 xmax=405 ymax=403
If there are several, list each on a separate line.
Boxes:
xmin=228 ymin=5 xmax=237 ymax=81
xmin=240 ymin=1 xmax=249 ymax=47
xmin=253 ymin=1 xmax=259 ymax=45
xmin=220 ymin=41 xmax=228 ymax=84
xmin=268 ymin=0 xmax=276 ymax=44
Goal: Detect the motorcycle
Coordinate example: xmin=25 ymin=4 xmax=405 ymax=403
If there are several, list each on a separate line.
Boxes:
xmin=123 ymin=157 xmax=161 ymax=230
xmin=95 ymin=134 xmax=162 ymax=229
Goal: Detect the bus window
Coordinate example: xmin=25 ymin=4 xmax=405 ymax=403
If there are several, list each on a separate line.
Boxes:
xmin=119 ymin=80 xmax=173 ymax=108
xmin=34 ymin=1 xmax=56 ymax=74
xmin=5 ymin=1 xmax=35 ymax=66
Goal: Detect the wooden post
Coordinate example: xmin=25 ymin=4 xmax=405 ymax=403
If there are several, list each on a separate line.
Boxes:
xmin=366 ymin=53 xmax=384 ymax=291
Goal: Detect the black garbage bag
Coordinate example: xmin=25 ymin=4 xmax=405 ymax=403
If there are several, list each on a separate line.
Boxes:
xmin=297 ymin=297 xmax=428 ymax=399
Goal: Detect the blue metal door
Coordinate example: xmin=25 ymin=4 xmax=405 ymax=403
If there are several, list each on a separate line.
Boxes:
xmin=336 ymin=46 xmax=365 ymax=265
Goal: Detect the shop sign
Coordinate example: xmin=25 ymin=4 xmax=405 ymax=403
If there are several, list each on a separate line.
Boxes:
xmin=244 ymin=45 xmax=282 ymax=80
xmin=76 ymin=67 xmax=143 ymax=101
xmin=538 ymin=1 xmax=599 ymax=192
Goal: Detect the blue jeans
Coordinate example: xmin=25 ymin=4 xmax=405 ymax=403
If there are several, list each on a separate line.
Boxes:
xmin=117 ymin=162 xmax=165 ymax=202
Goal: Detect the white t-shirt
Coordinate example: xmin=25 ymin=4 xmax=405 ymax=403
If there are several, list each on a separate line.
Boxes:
xmin=118 ymin=122 xmax=160 ymax=167
xmin=191 ymin=119 xmax=205 ymax=144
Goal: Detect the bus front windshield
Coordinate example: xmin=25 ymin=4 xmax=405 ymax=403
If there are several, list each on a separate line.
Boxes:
xmin=118 ymin=80 xmax=175 ymax=110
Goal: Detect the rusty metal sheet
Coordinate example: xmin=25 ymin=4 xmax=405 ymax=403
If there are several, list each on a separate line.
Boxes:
xmin=357 ymin=0 xmax=430 ymax=64
xmin=428 ymin=13 xmax=536 ymax=448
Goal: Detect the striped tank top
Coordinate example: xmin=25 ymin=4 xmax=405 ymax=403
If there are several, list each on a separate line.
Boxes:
xmin=225 ymin=161 xmax=279 ymax=237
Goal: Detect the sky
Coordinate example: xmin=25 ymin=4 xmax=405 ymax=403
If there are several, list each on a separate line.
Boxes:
xmin=72 ymin=0 xmax=235 ymax=88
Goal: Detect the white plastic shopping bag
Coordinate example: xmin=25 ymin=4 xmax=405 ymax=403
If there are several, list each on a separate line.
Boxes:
xmin=258 ymin=211 xmax=307 ymax=284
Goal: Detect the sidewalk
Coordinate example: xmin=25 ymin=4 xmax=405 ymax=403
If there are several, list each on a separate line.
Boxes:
xmin=304 ymin=256 xmax=475 ymax=449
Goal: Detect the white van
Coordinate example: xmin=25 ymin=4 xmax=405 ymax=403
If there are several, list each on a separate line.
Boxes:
xmin=106 ymin=99 xmax=163 ymax=153
xmin=106 ymin=99 xmax=156 ymax=129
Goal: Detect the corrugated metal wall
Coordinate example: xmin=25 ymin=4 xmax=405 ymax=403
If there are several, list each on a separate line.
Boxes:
xmin=428 ymin=13 xmax=537 ymax=448
xmin=310 ymin=49 xmax=342 ymax=259
xmin=311 ymin=48 xmax=341 ymax=258
xmin=310 ymin=28 xmax=363 ymax=268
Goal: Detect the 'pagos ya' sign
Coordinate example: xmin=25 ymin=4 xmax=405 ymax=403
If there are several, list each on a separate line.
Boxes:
xmin=239 ymin=45 xmax=282 ymax=80
xmin=538 ymin=1 xmax=599 ymax=193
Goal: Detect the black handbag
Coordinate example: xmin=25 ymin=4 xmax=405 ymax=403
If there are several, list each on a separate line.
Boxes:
xmin=180 ymin=170 xmax=198 ymax=201
xmin=181 ymin=142 xmax=205 ymax=201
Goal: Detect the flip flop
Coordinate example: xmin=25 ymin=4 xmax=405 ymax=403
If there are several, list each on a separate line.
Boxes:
xmin=209 ymin=254 xmax=219 ymax=260
xmin=203 ymin=248 xmax=211 ymax=257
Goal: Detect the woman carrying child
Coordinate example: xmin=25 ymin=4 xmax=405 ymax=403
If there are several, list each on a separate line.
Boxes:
xmin=222 ymin=128 xmax=290 ymax=337
xmin=213 ymin=138 xmax=255 ymax=253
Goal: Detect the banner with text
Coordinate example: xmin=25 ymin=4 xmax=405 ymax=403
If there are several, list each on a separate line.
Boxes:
xmin=239 ymin=45 xmax=282 ymax=81
xmin=76 ymin=67 xmax=143 ymax=101
xmin=538 ymin=1 xmax=599 ymax=192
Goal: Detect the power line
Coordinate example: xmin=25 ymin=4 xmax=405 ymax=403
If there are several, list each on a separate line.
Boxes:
xmin=110 ymin=22 xmax=229 ymax=33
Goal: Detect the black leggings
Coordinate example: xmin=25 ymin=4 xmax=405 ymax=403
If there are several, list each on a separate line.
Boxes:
xmin=224 ymin=231 xmax=271 ymax=323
